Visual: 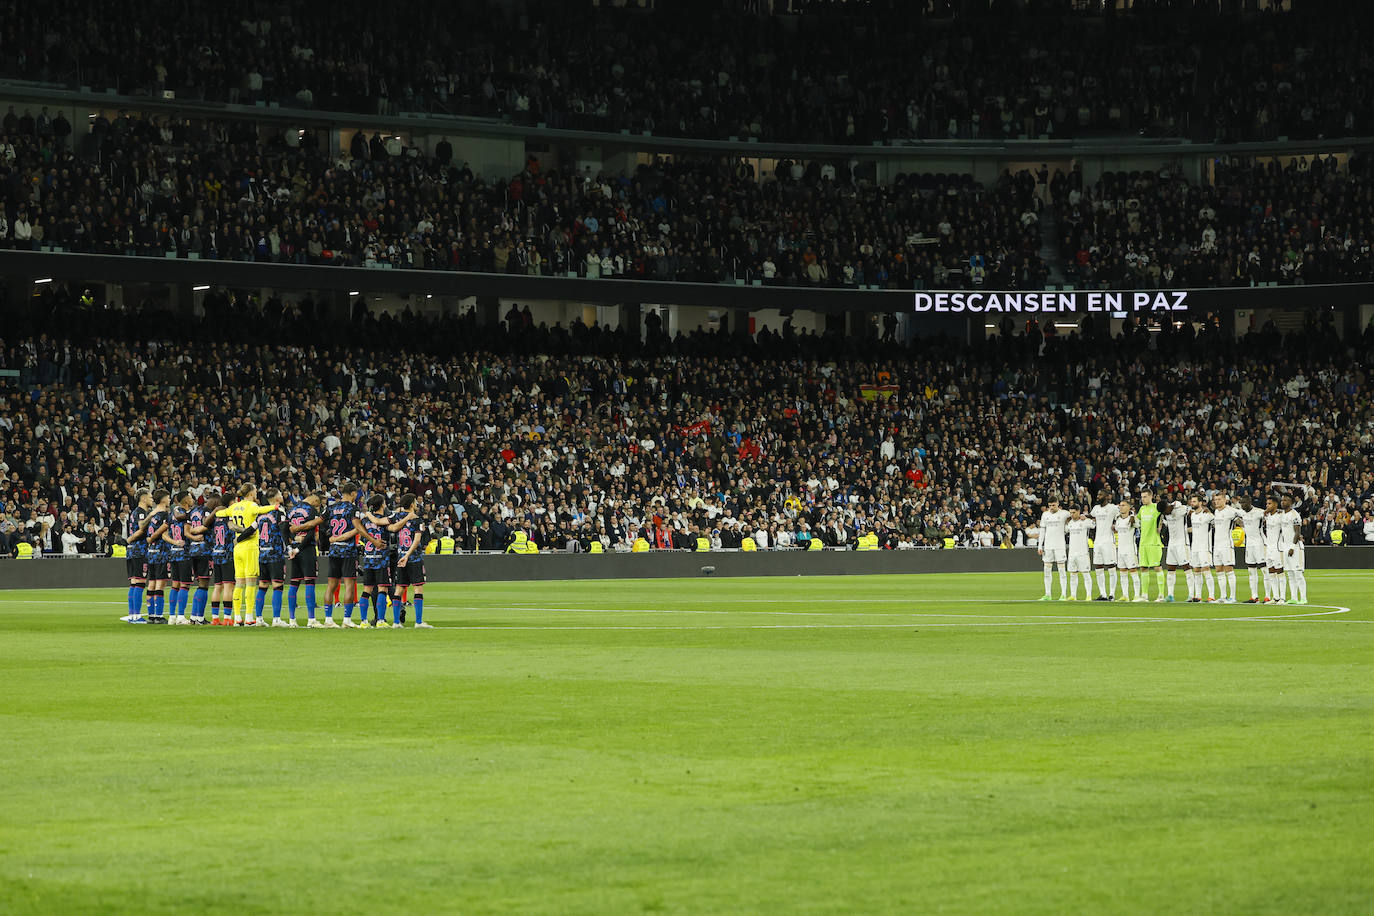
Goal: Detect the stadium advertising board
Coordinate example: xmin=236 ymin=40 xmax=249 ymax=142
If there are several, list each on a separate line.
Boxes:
xmin=912 ymin=283 xmax=1374 ymax=317
xmin=914 ymin=290 xmax=1192 ymax=314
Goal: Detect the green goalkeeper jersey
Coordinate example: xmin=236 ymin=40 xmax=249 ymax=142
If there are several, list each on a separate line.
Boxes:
xmin=1138 ymin=503 xmax=1162 ymax=546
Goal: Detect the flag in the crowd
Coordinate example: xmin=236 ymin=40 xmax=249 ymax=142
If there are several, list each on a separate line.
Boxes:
xmin=674 ymin=420 xmax=712 ymax=437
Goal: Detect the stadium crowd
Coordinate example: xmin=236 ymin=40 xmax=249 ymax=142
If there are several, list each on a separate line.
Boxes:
xmin=1 ymin=284 xmax=1371 ymax=560
xmin=0 ymin=1 xmax=1365 ymax=143
xmin=0 ymin=112 xmax=1047 ymax=290
xmin=1057 ymin=153 xmax=1374 ymax=289
xmin=4 ymin=98 xmax=1374 ymax=290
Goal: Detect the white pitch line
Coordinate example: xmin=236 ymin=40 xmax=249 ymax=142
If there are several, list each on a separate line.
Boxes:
xmin=430 ymin=605 xmax=1354 ymax=631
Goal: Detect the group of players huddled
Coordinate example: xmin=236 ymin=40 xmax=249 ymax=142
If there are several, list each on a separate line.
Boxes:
xmin=116 ymin=481 xmax=434 ymax=628
xmin=1036 ymin=489 xmax=1309 ymax=605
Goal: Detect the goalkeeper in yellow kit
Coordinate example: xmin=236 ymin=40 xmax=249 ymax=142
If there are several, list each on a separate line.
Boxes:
xmin=216 ymin=484 xmax=275 ymax=625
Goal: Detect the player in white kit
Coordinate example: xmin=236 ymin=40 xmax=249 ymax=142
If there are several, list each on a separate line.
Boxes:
xmin=1162 ymin=498 xmax=1190 ymax=603
xmin=1090 ymin=490 xmax=1119 ymax=601
xmin=1210 ymin=493 xmax=1242 ymax=604
xmin=1065 ymin=506 xmax=1094 ymax=600
xmin=1037 ymin=497 xmax=1071 ymax=600
xmin=1278 ymin=495 xmax=1307 ymax=605
xmin=1238 ymin=494 xmax=1267 ymax=603
xmin=1262 ymin=495 xmax=1286 ymax=603
xmin=1188 ymin=494 xmax=1215 ymax=602
xmin=1113 ymin=499 xmax=1144 ymax=602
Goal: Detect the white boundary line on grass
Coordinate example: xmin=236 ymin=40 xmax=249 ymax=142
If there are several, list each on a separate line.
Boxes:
xmin=428 ymin=604 xmax=1355 ymax=631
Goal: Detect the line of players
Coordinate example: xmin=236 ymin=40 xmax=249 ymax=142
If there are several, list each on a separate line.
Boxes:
xmin=117 ymin=481 xmax=435 ymax=628
xmin=1037 ymin=490 xmax=1309 ymax=604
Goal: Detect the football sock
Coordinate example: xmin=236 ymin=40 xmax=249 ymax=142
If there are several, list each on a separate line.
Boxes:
xmin=1108 ymin=568 xmax=1119 ymax=599
xmin=1286 ymin=569 xmax=1299 ymax=601
xmin=1203 ymin=571 xmax=1216 ymax=600
xmin=272 ymin=587 xmax=284 ymax=620
xmin=1081 ymin=573 xmax=1094 ymax=598
xmin=288 ymin=584 xmax=299 ymax=618
xmin=1043 ymin=565 xmax=1053 ymax=596
xmin=1215 ymin=573 xmax=1227 ymax=602
xmin=359 ymin=594 xmax=371 ymax=622
xmin=1294 ymin=570 xmax=1307 ymax=602
xmin=1057 ymin=567 xmax=1067 ymax=596
xmin=1276 ymin=572 xmax=1287 ymax=602
xmin=377 ymin=591 xmax=390 ymax=623
xmin=254 ymin=587 xmax=267 ymax=619
xmin=127 ymin=585 xmax=136 ymax=615
xmin=1226 ymin=571 xmax=1237 ymax=601
xmin=1155 ymin=570 xmax=1165 ymax=597
xmin=1166 ymin=569 xmax=1176 ymax=598
xmin=305 ymin=582 xmax=317 ymax=620
xmin=194 ymin=587 xmax=207 ymax=618
xmin=1095 ymin=568 xmax=1106 ymax=596
xmin=1248 ymin=568 xmax=1260 ymax=599
xmin=210 ymin=600 xmax=221 ymax=619
xmin=1068 ymin=574 xmax=1079 ymax=599
xmin=232 ymin=584 xmax=243 ymax=617
xmin=133 ymin=585 xmax=145 ymax=615
xmin=414 ymin=595 xmax=424 ymax=625
xmin=1131 ymin=572 xmax=1142 ymax=596
xmin=1185 ymin=569 xmax=1196 ymax=599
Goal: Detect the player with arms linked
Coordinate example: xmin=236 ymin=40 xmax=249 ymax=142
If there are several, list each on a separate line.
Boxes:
xmin=324 ymin=482 xmax=370 ymax=627
xmin=207 ymin=492 xmax=237 ymax=625
xmin=164 ymin=492 xmax=194 ymax=624
xmin=394 ymin=493 xmax=432 ymax=628
xmin=287 ymin=490 xmax=326 ymax=627
xmin=250 ymin=489 xmax=291 ymax=626
xmin=357 ymin=495 xmax=394 ymax=628
xmin=186 ymin=490 xmax=218 ymax=625
xmin=143 ymin=490 xmax=172 ymax=624
xmin=121 ymin=488 xmax=155 ymax=623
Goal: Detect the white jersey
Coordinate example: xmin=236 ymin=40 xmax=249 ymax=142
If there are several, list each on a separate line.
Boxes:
xmin=1277 ymin=509 xmax=1302 ymax=548
xmin=1090 ymin=504 xmax=1117 ymax=543
xmin=1241 ymin=507 xmax=1265 ymax=547
xmin=1090 ymin=503 xmax=1118 ymax=563
xmin=1039 ymin=509 xmax=1070 ymax=552
xmin=1262 ymin=512 xmax=1283 ymax=550
xmin=1212 ymin=505 xmax=1241 ymax=553
xmin=1067 ymin=518 xmax=1092 ymax=556
xmin=1113 ymin=514 xmax=1138 ymax=545
xmin=1190 ymin=510 xmax=1213 ymax=550
xmin=1164 ymin=504 xmax=1190 ymax=543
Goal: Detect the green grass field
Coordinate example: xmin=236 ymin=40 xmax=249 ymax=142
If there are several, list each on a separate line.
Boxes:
xmin=2 ymin=571 xmax=1372 ymax=914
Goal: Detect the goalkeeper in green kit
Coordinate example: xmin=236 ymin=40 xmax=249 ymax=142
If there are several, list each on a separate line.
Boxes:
xmin=1137 ymin=490 xmax=1165 ymax=601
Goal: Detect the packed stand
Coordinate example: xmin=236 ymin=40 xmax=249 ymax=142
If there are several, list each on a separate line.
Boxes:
xmin=1056 ymin=152 xmax=1374 ymax=290
xmin=1 ymin=284 xmax=1371 ymax=560
xmin=0 ymin=111 xmax=1045 ymax=289
xmin=1 ymin=1 xmax=1368 ymax=144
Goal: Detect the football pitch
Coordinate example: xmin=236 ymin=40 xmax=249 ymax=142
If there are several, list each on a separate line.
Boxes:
xmin=2 ymin=571 xmax=1372 ymax=914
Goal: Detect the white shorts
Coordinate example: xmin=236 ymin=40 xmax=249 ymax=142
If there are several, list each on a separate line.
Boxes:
xmin=1042 ymin=546 xmax=1066 ymax=564
xmin=1265 ymin=546 xmax=1283 ymax=569
xmin=1244 ymin=543 xmax=1266 ymax=566
xmin=1092 ymin=541 xmax=1116 ymax=565
xmin=1067 ymin=552 xmax=1090 ymax=573
xmin=1165 ymin=542 xmax=1189 ymax=567
xmin=1115 ymin=547 xmax=1138 ymax=570
xmin=1282 ymin=543 xmax=1305 ymax=572
xmin=1190 ymin=548 xmax=1212 ymax=568
xmin=1212 ymin=545 xmax=1236 ymax=568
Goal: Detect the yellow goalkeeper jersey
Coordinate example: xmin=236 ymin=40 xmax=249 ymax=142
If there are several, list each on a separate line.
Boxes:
xmin=217 ymin=500 xmax=273 ymax=544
